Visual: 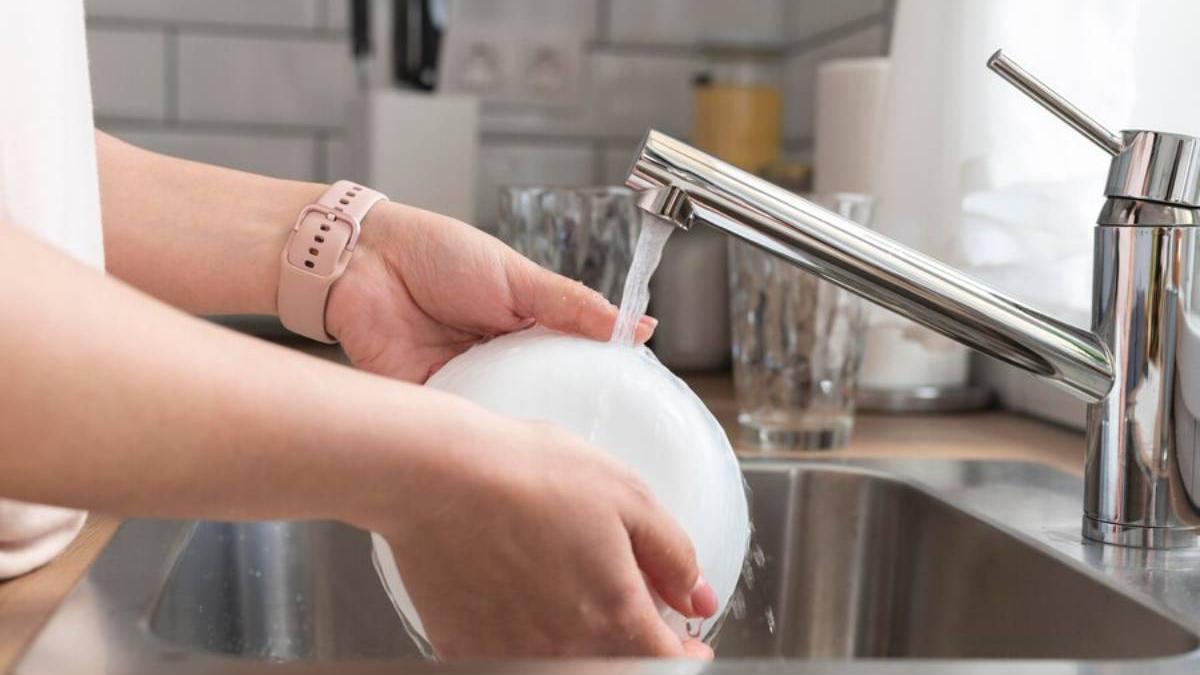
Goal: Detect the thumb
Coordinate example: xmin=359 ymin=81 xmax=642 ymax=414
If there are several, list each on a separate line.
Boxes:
xmin=505 ymin=255 xmax=656 ymax=343
xmin=621 ymin=494 xmax=718 ymax=620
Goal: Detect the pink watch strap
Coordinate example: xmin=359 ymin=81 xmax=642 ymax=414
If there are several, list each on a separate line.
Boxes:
xmin=277 ymin=180 xmax=387 ymax=343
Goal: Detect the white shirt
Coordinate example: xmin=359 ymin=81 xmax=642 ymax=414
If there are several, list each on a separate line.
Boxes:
xmin=0 ymin=1 xmax=101 ymax=577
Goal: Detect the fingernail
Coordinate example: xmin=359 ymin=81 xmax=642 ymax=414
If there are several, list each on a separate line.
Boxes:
xmin=689 ymin=577 xmax=718 ymax=618
xmin=638 ymin=315 xmax=659 ymax=330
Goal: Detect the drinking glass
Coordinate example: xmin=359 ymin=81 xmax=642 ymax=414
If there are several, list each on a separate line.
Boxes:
xmin=729 ymin=193 xmax=877 ymax=449
xmin=498 ymin=186 xmax=640 ymax=304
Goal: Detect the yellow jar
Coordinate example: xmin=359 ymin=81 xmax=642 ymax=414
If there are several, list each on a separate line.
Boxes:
xmin=693 ymin=46 xmax=783 ymax=175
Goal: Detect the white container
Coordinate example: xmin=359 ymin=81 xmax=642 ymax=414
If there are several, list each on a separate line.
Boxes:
xmin=371 ymin=329 xmax=750 ymax=652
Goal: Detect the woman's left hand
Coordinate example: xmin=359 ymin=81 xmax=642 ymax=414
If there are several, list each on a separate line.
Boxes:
xmin=325 ymin=201 xmax=655 ymax=382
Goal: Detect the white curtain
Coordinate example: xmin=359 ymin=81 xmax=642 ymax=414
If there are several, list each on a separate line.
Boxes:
xmin=869 ymin=0 xmax=1200 ymax=421
xmin=872 ymin=0 xmax=1144 ymax=328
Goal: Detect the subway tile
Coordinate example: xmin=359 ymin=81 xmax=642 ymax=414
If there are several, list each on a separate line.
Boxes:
xmin=449 ymin=0 xmax=594 ymax=36
xmin=85 ymin=0 xmax=322 ymax=28
xmin=321 ymin=0 xmax=349 ymax=30
xmin=607 ymin=0 xmax=785 ymax=45
xmin=481 ymin=52 xmax=699 ymax=140
xmin=474 ymin=142 xmax=595 ymax=231
xmin=787 ymin=0 xmax=888 ymax=43
xmin=86 ymin=28 xmax=166 ymax=119
xmin=782 ymin=23 xmax=886 ymax=141
xmin=600 ymin=143 xmax=641 ymax=185
xmin=177 ymin=34 xmax=355 ymax=127
xmin=322 ymin=135 xmax=353 ymax=183
xmin=589 ymin=53 xmax=696 ymax=138
xmin=107 ymin=127 xmax=320 ymax=181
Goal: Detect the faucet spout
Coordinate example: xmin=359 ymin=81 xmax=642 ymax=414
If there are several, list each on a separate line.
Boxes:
xmin=626 ymin=130 xmax=1115 ymax=403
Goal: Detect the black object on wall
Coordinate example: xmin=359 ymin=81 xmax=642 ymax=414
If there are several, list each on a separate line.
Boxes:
xmin=392 ymin=0 xmax=444 ymax=90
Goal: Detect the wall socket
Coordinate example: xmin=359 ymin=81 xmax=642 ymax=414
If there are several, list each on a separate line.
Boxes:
xmin=440 ymin=17 xmax=583 ymax=106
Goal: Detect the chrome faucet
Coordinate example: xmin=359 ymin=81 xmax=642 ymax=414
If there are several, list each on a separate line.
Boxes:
xmin=626 ymin=50 xmax=1200 ymax=549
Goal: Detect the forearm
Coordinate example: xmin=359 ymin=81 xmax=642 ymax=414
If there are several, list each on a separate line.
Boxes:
xmin=96 ymin=131 xmax=324 ymax=316
xmin=0 ymin=221 xmax=477 ymax=525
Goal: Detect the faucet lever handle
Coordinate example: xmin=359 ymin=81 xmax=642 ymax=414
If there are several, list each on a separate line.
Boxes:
xmin=987 ymin=49 xmax=1124 ymax=156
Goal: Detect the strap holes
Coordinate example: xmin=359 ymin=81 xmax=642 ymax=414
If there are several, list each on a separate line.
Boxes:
xmin=320 ymin=224 xmax=331 ymax=231
xmin=339 ymin=198 xmax=350 ymax=205
xmin=345 ymin=191 xmax=355 ymax=197
xmin=309 ymin=247 xmax=320 ymax=256
xmin=314 ymin=235 xmax=325 ymax=243
xmin=352 ymin=185 xmax=362 ymax=191
xmin=304 ymin=260 xmax=315 ymax=269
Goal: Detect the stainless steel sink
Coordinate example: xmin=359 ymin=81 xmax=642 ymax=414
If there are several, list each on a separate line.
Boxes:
xmin=18 ymin=458 xmax=1200 ymax=674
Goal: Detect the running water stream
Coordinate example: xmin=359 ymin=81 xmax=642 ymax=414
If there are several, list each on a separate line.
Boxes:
xmin=607 ymin=214 xmax=771 ymax=643
xmin=610 ymin=216 xmax=675 ymax=346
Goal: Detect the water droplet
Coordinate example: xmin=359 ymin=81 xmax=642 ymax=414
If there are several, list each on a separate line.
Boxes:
xmin=764 ymin=606 xmax=775 ymax=634
xmin=751 ymin=544 xmax=766 ymax=567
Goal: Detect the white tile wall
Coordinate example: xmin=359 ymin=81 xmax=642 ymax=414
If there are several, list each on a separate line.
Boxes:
xmin=478 ymin=52 xmax=699 ymax=140
xmin=782 ymin=24 xmax=887 ymax=141
xmin=85 ymin=0 xmax=893 ymax=224
xmin=177 ymin=34 xmax=354 ymax=126
xmin=86 ymin=0 xmax=323 ymax=29
xmin=87 ymin=28 xmax=166 ymax=119
xmin=451 ymin=0 xmax=596 ymax=37
xmin=321 ymin=0 xmax=349 ymax=30
xmin=600 ymin=142 xmax=641 ymax=185
xmin=111 ymin=128 xmax=320 ymax=181
xmin=786 ymin=0 xmax=887 ymax=43
xmin=475 ymin=142 xmax=596 ymax=230
xmin=588 ymin=52 xmax=697 ymax=139
xmin=322 ymin=136 xmax=351 ymax=183
xmin=607 ymin=0 xmax=785 ymax=45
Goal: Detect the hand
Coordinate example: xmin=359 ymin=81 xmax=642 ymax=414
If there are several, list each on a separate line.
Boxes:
xmin=326 ymin=202 xmax=655 ymax=382
xmin=365 ymin=414 xmax=718 ymax=660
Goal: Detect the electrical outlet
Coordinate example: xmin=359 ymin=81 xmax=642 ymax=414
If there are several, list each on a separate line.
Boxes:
xmin=516 ymin=32 xmax=582 ymax=105
xmin=438 ymin=1 xmax=585 ymax=106
xmin=440 ymin=28 xmax=514 ymax=98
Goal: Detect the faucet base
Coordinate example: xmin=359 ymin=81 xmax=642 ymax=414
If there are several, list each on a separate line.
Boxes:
xmin=1083 ymin=517 xmax=1200 ymax=549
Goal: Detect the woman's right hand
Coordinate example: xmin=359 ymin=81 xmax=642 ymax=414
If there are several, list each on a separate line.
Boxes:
xmin=365 ymin=413 xmax=718 ymax=660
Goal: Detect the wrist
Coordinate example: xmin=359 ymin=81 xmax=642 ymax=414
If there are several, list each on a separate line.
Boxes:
xmin=341 ymin=388 xmax=520 ymax=533
xmin=322 ymin=201 xmax=400 ymax=341
xmin=242 ymin=182 xmax=326 ymax=316
xmin=277 ymin=182 xmax=389 ymax=341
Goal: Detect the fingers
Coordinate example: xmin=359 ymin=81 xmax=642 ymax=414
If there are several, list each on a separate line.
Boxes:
xmin=620 ymin=600 xmax=689 ymax=658
xmin=682 ymin=638 xmax=715 ymax=660
xmin=620 ymin=490 xmax=714 ymax=620
xmin=634 ymin=315 xmax=658 ymax=344
xmin=606 ymin=572 xmax=715 ymax=660
xmin=506 ymin=255 xmax=657 ymax=344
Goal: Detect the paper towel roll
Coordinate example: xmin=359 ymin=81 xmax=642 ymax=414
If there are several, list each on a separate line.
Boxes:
xmin=813 ymin=57 xmax=889 ymax=194
xmin=813 ymin=56 xmax=972 ymax=393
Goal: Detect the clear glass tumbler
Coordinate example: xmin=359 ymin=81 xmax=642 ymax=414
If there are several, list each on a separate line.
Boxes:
xmin=498 ymin=186 xmax=640 ymax=305
xmin=729 ymin=193 xmax=877 ymax=449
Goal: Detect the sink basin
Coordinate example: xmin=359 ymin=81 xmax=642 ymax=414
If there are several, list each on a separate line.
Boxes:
xmin=719 ymin=462 xmax=1196 ymax=659
xmin=17 ymin=459 xmax=1200 ymax=674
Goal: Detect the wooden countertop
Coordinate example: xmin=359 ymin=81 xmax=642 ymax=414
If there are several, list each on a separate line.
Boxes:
xmin=0 ymin=514 xmax=121 ymax=670
xmin=0 ymin=373 xmax=1085 ymax=671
